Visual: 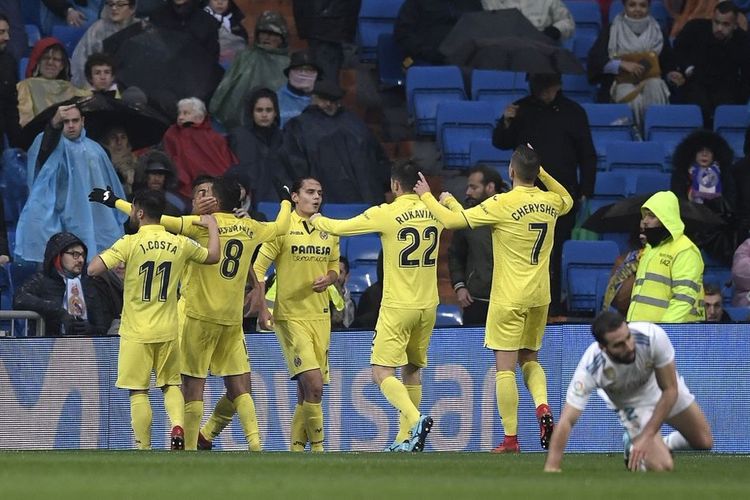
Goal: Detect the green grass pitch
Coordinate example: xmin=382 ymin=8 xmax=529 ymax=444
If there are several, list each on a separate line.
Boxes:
xmin=0 ymin=452 xmax=746 ymax=499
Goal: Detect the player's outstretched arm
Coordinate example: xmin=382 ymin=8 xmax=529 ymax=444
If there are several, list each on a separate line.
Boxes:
xmin=544 ymin=404 xmax=582 ymax=472
xmin=537 ymin=167 xmax=574 ymax=216
xmin=193 ymin=214 xmax=220 ymax=264
xmin=415 ymin=174 xmax=469 ymax=230
xmin=309 ymin=211 xmax=379 ymax=237
xmin=86 ymin=255 xmax=108 ymax=276
xmin=270 ymin=199 xmax=292 ymax=236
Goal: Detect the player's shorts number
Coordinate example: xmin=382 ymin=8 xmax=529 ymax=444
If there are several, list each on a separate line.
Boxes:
xmin=528 ymin=222 xmax=548 ymax=265
xmin=221 ymin=239 xmax=244 ymax=279
xmin=398 ymin=226 xmax=438 ymax=267
xmin=139 ymin=261 xmax=172 ymax=302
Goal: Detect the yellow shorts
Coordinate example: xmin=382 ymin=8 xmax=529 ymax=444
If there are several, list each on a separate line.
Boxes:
xmin=485 ymin=303 xmax=548 ymax=351
xmin=181 ymin=316 xmax=250 ymax=378
xmin=274 ymin=318 xmax=331 ymax=384
xmin=371 ymin=306 xmax=436 ymax=368
xmin=116 ymin=337 xmax=181 ymax=390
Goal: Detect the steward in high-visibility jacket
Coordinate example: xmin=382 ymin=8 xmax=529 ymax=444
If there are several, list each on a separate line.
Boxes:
xmin=627 ymin=191 xmax=705 ymax=322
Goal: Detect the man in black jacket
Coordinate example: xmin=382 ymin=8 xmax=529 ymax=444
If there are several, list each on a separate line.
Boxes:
xmin=0 ymin=12 xmax=20 ymax=157
xmin=448 ymin=165 xmax=506 ymax=325
xmin=668 ymin=1 xmax=750 ymax=128
xmin=149 ymin=0 xmax=220 ymax=62
xmin=493 ymin=72 xmax=597 ymax=317
xmin=280 ymin=80 xmax=391 ymax=204
xmin=13 ymin=232 xmax=115 ymax=336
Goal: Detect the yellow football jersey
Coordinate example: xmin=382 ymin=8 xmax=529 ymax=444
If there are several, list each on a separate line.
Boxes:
xmin=421 ymin=168 xmax=573 ymax=308
xmin=254 ymin=211 xmax=340 ymax=320
xmin=98 ymin=224 xmax=209 ymax=343
xmin=311 ymin=194 xmax=444 ymax=310
xmin=177 ymin=212 xmax=286 ymax=325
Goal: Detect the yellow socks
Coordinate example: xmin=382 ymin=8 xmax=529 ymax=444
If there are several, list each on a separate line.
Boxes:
xmin=521 ymin=361 xmax=548 ymax=408
xmin=496 ymin=370 xmax=519 ymax=437
xmin=129 ymin=393 xmax=152 ymax=450
xmin=302 ymin=401 xmax=325 ymax=452
xmin=290 ymin=404 xmax=307 ymax=452
xmin=162 ymin=385 xmax=185 ymax=429
xmin=380 ymin=376 xmax=420 ymax=429
xmin=184 ymin=400 xmax=204 ymax=451
xmin=233 ymin=393 xmax=261 ymax=451
xmin=395 ymin=384 xmax=422 ymax=442
xmin=201 ymin=394 xmax=235 ymax=442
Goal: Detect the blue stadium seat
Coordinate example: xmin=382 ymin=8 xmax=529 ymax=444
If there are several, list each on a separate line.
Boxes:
xmin=562 ymin=73 xmax=596 ymax=104
xmin=468 ymin=140 xmax=512 ymax=186
xmin=357 ymin=0 xmax=405 ymax=62
xmin=377 ymin=33 xmax=405 ymax=88
xmin=605 ymin=141 xmax=665 ymax=172
xmin=436 ymin=101 xmax=502 ymax=168
xmin=609 ymin=1 xmax=671 ymax=32
xmin=50 ymin=25 xmax=87 ymax=55
xmin=581 ymin=103 xmax=635 ymax=164
xmin=436 ymin=304 xmax=463 ymax=327
xmin=572 ymin=33 xmax=597 ymax=66
xmin=18 ymin=57 xmax=28 ymax=80
xmin=724 ymin=306 xmax=750 ymax=322
xmin=25 ymin=24 xmax=41 ymax=49
xmin=644 ymin=104 xmax=703 ymax=160
xmin=590 ymin=171 xmax=629 ymax=212
xmin=713 ymin=105 xmax=749 ymax=159
xmin=633 ymin=171 xmax=671 ymax=196
xmin=562 ymin=239 xmax=620 ymax=313
xmin=346 ymin=235 xmax=381 ymax=266
xmin=471 ymin=70 xmax=525 ymax=101
xmin=566 ymin=1 xmax=602 ymax=38
xmin=406 ymin=66 xmax=466 ymax=135
xmin=21 ymin=0 xmax=41 ymax=26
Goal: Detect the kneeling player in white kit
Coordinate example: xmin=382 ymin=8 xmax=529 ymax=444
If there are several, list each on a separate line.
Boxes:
xmin=544 ymin=311 xmax=713 ymax=472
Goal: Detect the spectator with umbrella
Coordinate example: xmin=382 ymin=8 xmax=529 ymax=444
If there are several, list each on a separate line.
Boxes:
xmin=481 ymin=0 xmax=576 ymax=42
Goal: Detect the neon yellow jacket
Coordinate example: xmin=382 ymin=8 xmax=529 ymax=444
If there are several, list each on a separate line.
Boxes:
xmin=627 ymin=191 xmax=705 ymax=323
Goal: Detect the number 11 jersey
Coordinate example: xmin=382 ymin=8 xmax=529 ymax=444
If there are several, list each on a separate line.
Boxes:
xmin=461 ymin=184 xmax=572 ymax=308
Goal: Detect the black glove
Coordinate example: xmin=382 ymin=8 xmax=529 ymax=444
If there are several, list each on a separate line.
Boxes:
xmin=89 ymin=186 xmax=120 ymax=208
xmin=273 ymin=179 xmax=292 ymax=203
xmin=543 ymin=26 xmax=562 ymax=41
xmin=61 ymin=314 xmax=90 ymax=335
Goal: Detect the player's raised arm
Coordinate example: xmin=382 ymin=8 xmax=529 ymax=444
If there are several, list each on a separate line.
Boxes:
xmin=192 ymin=214 xmax=220 ymax=264
xmin=414 ymin=172 xmax=472 ymax=230
xmin=537 ymin=167 xmax=574 ymax=216
xmin=544 ymin=404 xmax=583 ymax=472
xmin=308 ymin=209 xmax=380 ymax=237
xmin=89 ymin=187 xmax=188 ymax=234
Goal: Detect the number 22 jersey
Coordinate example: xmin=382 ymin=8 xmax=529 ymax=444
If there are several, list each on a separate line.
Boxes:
xmin=312 ymin=194 xmax=444 ymax=310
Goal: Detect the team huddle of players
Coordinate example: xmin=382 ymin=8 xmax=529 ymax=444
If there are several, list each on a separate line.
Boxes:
xmin=86 ymin=144 xmax=712 ymax=471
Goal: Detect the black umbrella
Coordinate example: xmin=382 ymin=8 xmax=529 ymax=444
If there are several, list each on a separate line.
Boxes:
xmin=582 ymin=194 xmax=727 ymax=234
xmin=439 ymin=9 xmax=582 ymax=74
xmin=449 ymin=36 xmax=584 ymax=74
xmin=103 ymin=23 xmax=224 ymax=118
xmin=19 ymin=93 xmax=171 ymax=150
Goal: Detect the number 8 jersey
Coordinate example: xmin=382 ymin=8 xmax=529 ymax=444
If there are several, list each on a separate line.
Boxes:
xmin=311 ymin=194 xmax=444 ymax=310
xmin=171 ymin=210 xmax=289 ymax=326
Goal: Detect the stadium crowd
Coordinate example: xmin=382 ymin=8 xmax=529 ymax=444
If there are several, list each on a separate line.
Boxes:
xmin=0 ymin=0 xmax=746 ymax=460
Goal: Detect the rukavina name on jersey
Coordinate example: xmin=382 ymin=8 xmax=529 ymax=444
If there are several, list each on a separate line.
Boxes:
xmin=510 ymin=202 xmax=559 ymax=221
xmin=394 ymin=209 xmax=437 ymax=225
xmin=138 ymin=240 xmax=179 ymax=254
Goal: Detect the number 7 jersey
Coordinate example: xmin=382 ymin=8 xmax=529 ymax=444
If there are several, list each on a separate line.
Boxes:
xmin=311 ymin=194 xmax=444 ymax=310
xmin=460 ymin=184 xmax=572 ymax=308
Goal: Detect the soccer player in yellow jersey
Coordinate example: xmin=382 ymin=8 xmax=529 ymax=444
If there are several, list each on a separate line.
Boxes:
xmin=414 ymin=144 xmax=574 ymax=453
xmin=310 ymin=161 xmax=442 ymax=452
xmin=90 ymin=177 xmax=292 ymax=451
xmin=253 ymin=177 xmax=340 ymax=452
xmin=87 ymin=190 xmax=220 ymax=450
